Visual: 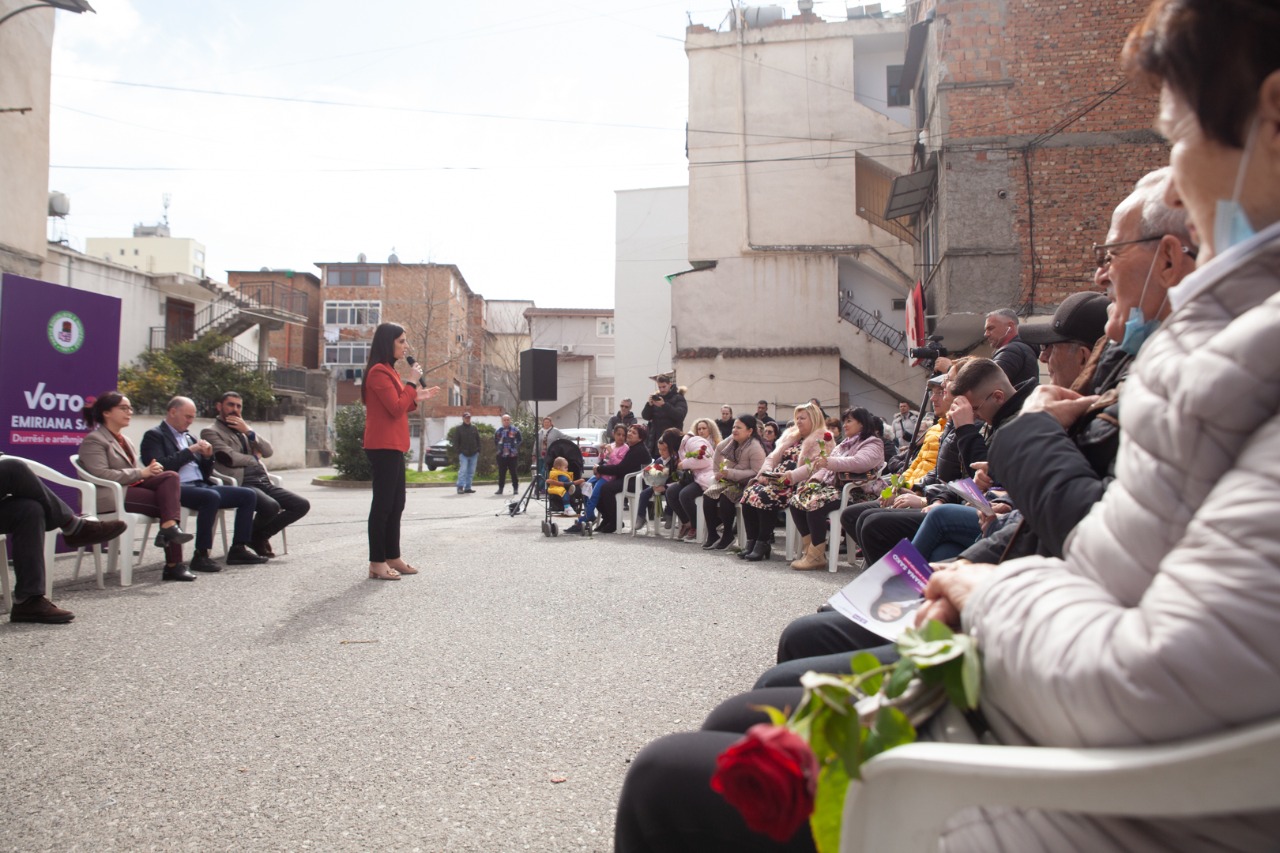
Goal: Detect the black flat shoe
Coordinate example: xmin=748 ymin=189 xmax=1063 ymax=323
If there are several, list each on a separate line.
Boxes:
xmin=713 ymin=531 xmax=736 ymax=550
xmin=189 ymin=551 xmax=222 ymax=573
xmin=701 ymin=537 xmax=719 ymax=550
xmin=162 ymin=564 xmax=197 ymax=581
xmin=227 ymin=544 xmax=269 ymax=565
xmin=155 ymin=525 xmax=194 ymax=547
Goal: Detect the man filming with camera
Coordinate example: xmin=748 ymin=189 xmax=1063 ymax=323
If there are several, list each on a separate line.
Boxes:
xmin=640 ymin=372 xmax=687 ymax=456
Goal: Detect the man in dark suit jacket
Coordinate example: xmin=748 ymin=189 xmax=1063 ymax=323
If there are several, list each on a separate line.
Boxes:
xmin=140 ymin=396 xmax=267 ymax=572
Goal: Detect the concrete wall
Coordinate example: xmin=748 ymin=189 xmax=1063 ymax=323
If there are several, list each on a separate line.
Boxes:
xmin=0 ymin=1 xmax=54 ymax=278
xmin=84 ymin=236 xmax=207 ymax=277
xmin=686 ymin=16 xmax=913 ymax=270
xmin=614 ymin=186 xmax=686 ymax=407
xmin=125 ymin=414 xmax=308 ymax=470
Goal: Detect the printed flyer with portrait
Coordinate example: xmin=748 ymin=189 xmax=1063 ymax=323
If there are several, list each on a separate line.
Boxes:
xmin=828 ymin=538 xmax=933 ymax=642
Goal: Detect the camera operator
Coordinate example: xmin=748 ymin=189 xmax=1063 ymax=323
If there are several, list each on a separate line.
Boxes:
xmin=640 ymin=372 xmax=687 ymax=456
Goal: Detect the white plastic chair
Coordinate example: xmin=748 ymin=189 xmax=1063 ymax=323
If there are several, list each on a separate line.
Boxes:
xmin=826 ymin=482 xmax=865 ymax=573
xmin=841 ymin=717 xmax=1280 ymax=853
xmin=219 ymin=465 xmax=289 ymax=555
xmin=617 ymin=471 xmax=640 ymax=534
xmin=70 ymin=454 xmax=148 ymax=587
xmin=0 ymin=456 xmax=99 ymax=608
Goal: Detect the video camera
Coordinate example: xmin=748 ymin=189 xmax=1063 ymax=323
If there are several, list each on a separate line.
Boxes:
xmin=909 ymin=335 xmax=948 ymax=361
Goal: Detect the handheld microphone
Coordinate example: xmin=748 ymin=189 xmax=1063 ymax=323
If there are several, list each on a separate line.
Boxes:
xmin=405 ymin=355 xmax=421 ymax=387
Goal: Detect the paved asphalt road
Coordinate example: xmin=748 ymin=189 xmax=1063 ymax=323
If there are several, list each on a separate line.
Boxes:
xmin=1 ymin=470 xmax=851 ymax=852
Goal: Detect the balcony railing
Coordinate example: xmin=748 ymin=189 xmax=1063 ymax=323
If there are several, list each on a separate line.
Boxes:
xmin=237 ymin=280 xmax=309 ymax=316
xmin=838 ymin=297 xmax=909 ymax=356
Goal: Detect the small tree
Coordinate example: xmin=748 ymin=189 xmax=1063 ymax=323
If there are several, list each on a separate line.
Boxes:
xmin=118 ymin=349 xmax=182 ymax=413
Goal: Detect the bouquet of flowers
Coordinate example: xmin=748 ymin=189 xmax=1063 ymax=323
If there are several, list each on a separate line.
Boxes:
xmin=711 ymin=621 xmax=980 ymax=851
xmin=684 ymin=444 xmax=709 ymax=459
xmin=641 ymin=461 xmax=668 ymax=488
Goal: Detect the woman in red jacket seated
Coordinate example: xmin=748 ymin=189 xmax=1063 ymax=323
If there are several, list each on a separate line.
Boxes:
xmin=363 ymin=323 xmax=440 ymax=580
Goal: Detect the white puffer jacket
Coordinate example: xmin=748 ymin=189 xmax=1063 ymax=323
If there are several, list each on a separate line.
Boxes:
xmin=942 ymin=227 xmax=1280 ymax=851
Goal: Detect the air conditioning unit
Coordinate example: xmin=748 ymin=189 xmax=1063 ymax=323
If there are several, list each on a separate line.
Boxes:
xmin=559 ymin=344 xmax=575 ymax=354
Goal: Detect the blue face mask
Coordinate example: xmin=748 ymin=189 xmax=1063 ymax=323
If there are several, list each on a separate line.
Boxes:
xmin=1212 ymin=118 xmax=1260 ymax=255
xmin=1118 ymin=251 xmax=1167 ymax=357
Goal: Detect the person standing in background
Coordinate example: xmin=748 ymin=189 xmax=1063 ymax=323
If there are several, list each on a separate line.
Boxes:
xmin=493 ymin=413 xmax=522 ymax=495
xmin=454 ymin=412 xmax=481 ymax=495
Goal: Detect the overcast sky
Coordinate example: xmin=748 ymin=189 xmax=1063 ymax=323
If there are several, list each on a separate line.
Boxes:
xmin=47 ymin=0 xmax=900 ymax=309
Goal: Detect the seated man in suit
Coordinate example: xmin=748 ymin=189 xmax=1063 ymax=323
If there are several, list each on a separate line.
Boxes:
xmin=1 ymin=455 xmax=126 ymax=623
xmin=201 ymin=391 xmax=309 ymax=557
xmin=140 ymin=396 xmax=267 ymax=572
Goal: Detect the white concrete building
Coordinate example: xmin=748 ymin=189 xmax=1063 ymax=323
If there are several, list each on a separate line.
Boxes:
xmin=613 ymin=186 xmax=687 ymax=407
xmin=483 ymin=298 xmax=534 ymax=413
xmin=86 ymin=224 xmax=209 ymax=278
xmin=524 ymin=307 xmax=616 ymax=429
xmin=678 ymin=9 xmax=922 ymax=426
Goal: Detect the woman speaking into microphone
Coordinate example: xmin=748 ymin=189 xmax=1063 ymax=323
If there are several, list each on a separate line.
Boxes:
xmin=362 ymin=323 xmax=440 ymax=581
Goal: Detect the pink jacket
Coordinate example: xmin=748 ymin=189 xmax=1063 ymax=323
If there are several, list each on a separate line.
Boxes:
xmin=677 ymin=434 xmax=716 ymax=490
xmin=790 ymin=433 xmax=885 ymax=485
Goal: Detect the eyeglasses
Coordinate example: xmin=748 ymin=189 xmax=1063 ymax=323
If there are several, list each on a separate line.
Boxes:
xmin=1092 ymin=236 xmax=1162 ymax=267
xmin=115 ymin=405 xmax=134 ymax=413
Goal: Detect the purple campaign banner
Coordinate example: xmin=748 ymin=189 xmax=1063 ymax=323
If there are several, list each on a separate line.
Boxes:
xmin=0 ymin=273 xmax=122 ymax=487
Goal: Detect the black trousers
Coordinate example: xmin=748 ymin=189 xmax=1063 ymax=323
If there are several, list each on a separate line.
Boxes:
xmin=496 ymin=456 xmax=518 ymax=491
xmin=855 ymin=507 xmax=927 ymax=565
xmin=740 ymin=504 xmax=779 ymax=543
xmin=666 ymin=481 xmax=703 ymax=526
xmin=179 ymin=482 xmax=258 ymax=550
xmin=787 ymin=498 xmax=841 ymax=546
xmin=0 ymin=458 xmax=75 ymax=601
xmin=595 ymin=477 xmax=628 ymax=531
xmin=365 ymin=450 xmax=405 ymax=563
xmin=754 ymin=609 xmax=899 ymax=688
xmin=615 ymin=686 xmax=816 ymax=853
xmin=702 ymin=494 xmax=737 ymax=540
xmin=249 ymin=480 xmax=311 ymax=542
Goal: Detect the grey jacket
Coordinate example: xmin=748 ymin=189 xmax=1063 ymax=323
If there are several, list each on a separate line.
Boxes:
xmin=941 ymin=228 xmax=1280 ymax=851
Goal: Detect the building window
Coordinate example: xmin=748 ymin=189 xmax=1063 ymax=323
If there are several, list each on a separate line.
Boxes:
xmin=592 ymin=396 xmax=614 ymax=422
xmin=326 ymin=266 xmax=382 ymax=287
xmin=195 ymin=250 xmax=205 ymax=263
xmin=324 ymin=341 xmax=371 ymax=365
xmin=450 ymin=381 xmax=462 ymax=406
xmin=324 ymin=300 xmax=382 ymax=326
xmin=892 ymin=298 xmax=907 ymax=311
xmin=886 ymin=65 xmax=909 ymax=107
xmin=597 ymin=318 xmax=615 ymax=337
xmin=118 ymin=249 xmax=125 ymax=256
xmin=193 ymin=266 xmax=204 ymax=278
xmin=594 ymin=354 xmax=615 ymax=378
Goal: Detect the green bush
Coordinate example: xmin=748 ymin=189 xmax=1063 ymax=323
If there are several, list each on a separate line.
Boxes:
xmin=117 ymin=334 xmax=276 ymax=418
xmin=512 ymin=411 xmax=536 ymax=474
xmin=446 ymin=422 xmax=497 ymax=478
xmin=332 ymin=403 xmax=410 ymax=480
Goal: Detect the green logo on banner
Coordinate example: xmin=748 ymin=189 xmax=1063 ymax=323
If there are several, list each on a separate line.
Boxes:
xmin=48 ymin=310 xmax=84 ymax=354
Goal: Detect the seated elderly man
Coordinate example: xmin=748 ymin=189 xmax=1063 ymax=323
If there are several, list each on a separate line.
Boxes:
xmin=140 ymin=396 xmax=267 ymax=571
xmin=201 ymin=391 xmax=309 ymax=558
xmin=1 ymin=456 xmax=125 ymax=623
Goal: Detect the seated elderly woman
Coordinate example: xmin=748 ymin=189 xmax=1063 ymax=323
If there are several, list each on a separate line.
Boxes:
xmin=664 ymin=418 xmax=720 ymax=542
xmin=614 ymin=2 xmax=1280 ymax=849
xmin=783 ymin=407 xmax=885 ymax=571
xmin=736 ymin=402 xmax=830 ymax=562
xmin=700 ymin=414 xmax=766 ymax=551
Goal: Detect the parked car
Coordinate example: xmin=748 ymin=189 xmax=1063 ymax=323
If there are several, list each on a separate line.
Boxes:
xmin=559 ymin=428 xmax=607 ymax=474
xmin=425 ymin=438 xmax=450 ymax=471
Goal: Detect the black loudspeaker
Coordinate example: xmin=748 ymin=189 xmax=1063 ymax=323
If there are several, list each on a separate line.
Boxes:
xmin=519 ymin=348 xmax=558 ymax=401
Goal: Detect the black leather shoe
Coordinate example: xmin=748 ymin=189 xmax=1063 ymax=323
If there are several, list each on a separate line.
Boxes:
xmin=738 ymin=539 xmax=757 ymax=559
xmin=155 ymin=525 xmax=194 ymax=547
xmin=162 ymin=563 xmax=197 ymax=581
xmin=189 ymin=550 xmax=222 ymax=573
xmin=464 ymin=488 xmax=476 ymax=494
xmin=64 ymin=518 xmax=127 ymax=548
xmin=227 ymin=544 xmax=268 ymax=565
xmin=713 ymin=530 xmax=736 ymax=550
xmin=743 ymin=541 xmax=772 ymax=562
xmin=250 ymin=539 xmax=275 ymax=559
xmin=701 ymin=536 xmax=719 ymax=550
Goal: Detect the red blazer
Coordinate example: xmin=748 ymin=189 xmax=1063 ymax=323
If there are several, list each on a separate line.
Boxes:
xmin=363 ymin=362 xmax=418 ymax=451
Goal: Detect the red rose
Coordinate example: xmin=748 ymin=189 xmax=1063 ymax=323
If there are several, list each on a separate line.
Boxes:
xmin=710 ymin=723 xmax=818 ymax=842
xmin=698 ymin=446 xmax=708 ymax=458
xmin=823 ymin=431 xmax=833 ymax=442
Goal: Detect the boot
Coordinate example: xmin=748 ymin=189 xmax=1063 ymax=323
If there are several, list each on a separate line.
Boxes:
xmin=712 ymin=527 xmax=736 ymax=550
xmin=800 ymin=533 xmax=812 ymax=552
xmin=791 ymin=542 xmax=827 ymax=571
xmin=737 ymin=539 xmax=757 ymax=559
xmin=743 ymin=540 xmax=772 ymax=562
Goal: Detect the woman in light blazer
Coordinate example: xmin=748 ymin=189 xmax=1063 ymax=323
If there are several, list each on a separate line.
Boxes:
xmin=79 ymin=392 xmax=195 ymax=581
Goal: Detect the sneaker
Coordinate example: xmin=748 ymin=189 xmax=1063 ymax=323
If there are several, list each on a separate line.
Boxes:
xmin=565 ymin=522 xmax=585 ymax=535
xmin=464 ymin=488 xmax=476 ymax=494
xmin=155 ymin=524 xmax=194 ymax=547
xmin=634 ymin=516 xmax=648 ymax=533
xmin=495 ymin=488 xmax=505 ymax=495
xmin=10 ymin=595 xmax=74 ymax=624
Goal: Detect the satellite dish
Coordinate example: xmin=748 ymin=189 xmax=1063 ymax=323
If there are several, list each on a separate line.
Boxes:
xmin=357 ymin=252 xmax=367 ymax=263
xmin=388 ymin=252 xmax=400 ymax=264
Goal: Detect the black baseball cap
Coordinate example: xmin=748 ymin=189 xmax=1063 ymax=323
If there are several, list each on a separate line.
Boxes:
xmin=1020 ymin=291 xmax=1110 ymax=347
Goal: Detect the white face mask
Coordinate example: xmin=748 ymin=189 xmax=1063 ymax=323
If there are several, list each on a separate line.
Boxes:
xmin=1213 ymin=117 xmax=1261 ymax=255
